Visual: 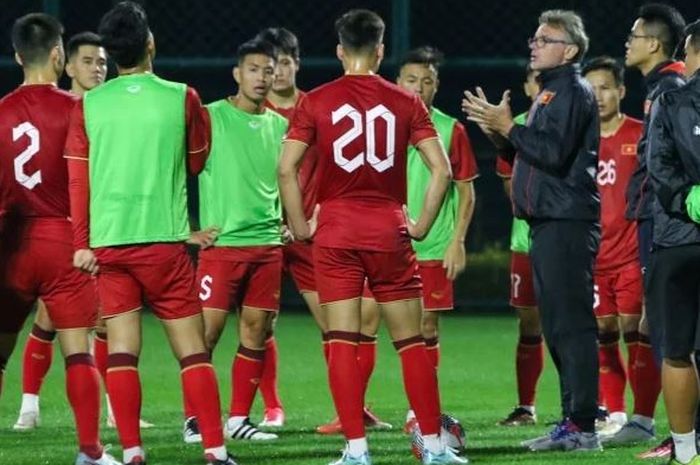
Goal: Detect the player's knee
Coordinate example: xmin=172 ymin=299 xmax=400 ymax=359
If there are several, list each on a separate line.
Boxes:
xmin=517 ymin=307 xmax=541 ymax=334
xmin=596 ymin=317 xmax=619 ymax=335
xmin=620 ymin=316 xmax=640 ymax=334
xmin=664 ymin=355 xmax=693 ymax=368
xmin=421 ymin=318 xmax=438 ymax=338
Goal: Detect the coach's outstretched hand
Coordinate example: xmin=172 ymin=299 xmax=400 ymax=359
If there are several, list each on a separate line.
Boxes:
xmin=187 ymin=226 xmax=220 ymax=249
xmin=74 ymin=249 xmax=99 ymax=275
xmin=463 ymin=87 xmax=514 ymax=137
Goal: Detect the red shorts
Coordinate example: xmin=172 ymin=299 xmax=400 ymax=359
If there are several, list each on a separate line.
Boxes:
xmin=510 ymin=252 xmax=537 ymax=308
xmin=283 ymin=241 xmax=316 ymax=293
xmin=419 ymin=261 xmax=454 ymax=311
xmin=594 ymin=262 xmax=643 ymax=318
xmin=0 ymin=219 xmax=97 ymax=332
xmin=197 ymin=246 xmax=282 ymax=312
xmin=94 ymin=243 xmax=200 ymax=320
xmin=313 ymin=245 xmax=421 ymax=304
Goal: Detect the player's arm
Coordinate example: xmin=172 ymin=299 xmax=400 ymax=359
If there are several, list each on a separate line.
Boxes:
xmin=412 ymin=137 xmax=452 ymax=240
xmin=279 ymin=140 xmax=313 ymax=240
xmin=647 ymin=97 xmax=692 ymax=216
xmin=64 ymin=100 xmax=98 ymax=274
xmin=443 ymin=123 xmax=477 ymax=280
xmin=185 ymin=86 xmax=211 ymax=175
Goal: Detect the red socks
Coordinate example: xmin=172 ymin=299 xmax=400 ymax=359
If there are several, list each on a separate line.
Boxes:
xmin=322 ymin=332 xmax=330 ymax=364
xmin=632 ymin=334 xmax=661 ymax=418
xmin=260 ymin=334 xmax=283 ymax=411
xmin=106 ymin=353 xmax=141 ymax=449
xmin=394 ymin=335 xmax=440 ymax=436
xmin=22 ymin=324 xmax=55 ymax=395
xmin=358 ymin=334 xmax=377 ymax=398
xmin=230 ymin=345 xmax=265 ymax=418
xmin=598 ymin=331 xmax=626 ymax=413
xmin=327 ymin=331 xmax=364 ymax=439
xmin=65 ymin=353 xmax=102 ymax=459
xmin=180 ymin=353 xmax=224 ymax=449
xmin=624 ymin=331 xmax=640 ymax=397
xmin=93 ymin=332 xmax=108 ymax=384
xmin=425 ymin=337 xmax=440 ymax=370
xmin=516 ymin=335 xmax=544 ymax=407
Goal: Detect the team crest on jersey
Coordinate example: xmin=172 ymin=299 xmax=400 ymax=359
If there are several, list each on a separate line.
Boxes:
xmin=126 ymin=85 xmax=141 ymax=94
xmin=621 ymin=144 xmax=637 ymax=156
xmin=539 ymin=91 xmax=556 ymax=105
xmin=248 ymin=120 xmax=261 ymax=130
xmin=644 ymin=99 xmax=652 ymax=115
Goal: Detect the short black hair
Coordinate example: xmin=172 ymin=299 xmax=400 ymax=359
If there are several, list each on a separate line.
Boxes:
xmin=98 ymin=1 xmax=149 ymax=68
xmin=582 ymin=56 xmax=625 ymax=86
xmin=399 ymin=46 xmax=444 ymax=70
xmin=11 ymin=13 xmax=64 ymax=67
xmin=638 ymin=3 xmax=686 ymax=58
xmin=255 ymin=28 xmax=299 ymax=61
xmin=66 ymin=31 xmax=102 ymax=60
xmin=335 ymin=9 xmax=385 ymax=53
xmin=237 ymin=38 xmax=278 ymax=64
xmin=685 ymin=19 xmax=700 ymax=53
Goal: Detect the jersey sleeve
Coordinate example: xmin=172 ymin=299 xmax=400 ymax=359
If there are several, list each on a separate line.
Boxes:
xmin=185 ymin=86 xmax=211 ymax=175
xmin=449 ymin=121 xmax=479 ymax=181
xmin=409 ymin=95 xmax=438 ymax=146
xmin=64 ymin=100 xmax=89 ymax=160
xmin=285 ymin=93 xmax=315 ymax=146
xmin=495 ymin=155 xmax=513 ymax=178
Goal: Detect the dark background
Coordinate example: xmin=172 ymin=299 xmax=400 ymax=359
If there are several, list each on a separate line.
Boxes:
xmin=2 ymin=0 xmax=699 ymax=307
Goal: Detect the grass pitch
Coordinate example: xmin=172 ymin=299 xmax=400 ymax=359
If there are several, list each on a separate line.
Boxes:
xmin=0 ymin=311 xmax=667 ymax=465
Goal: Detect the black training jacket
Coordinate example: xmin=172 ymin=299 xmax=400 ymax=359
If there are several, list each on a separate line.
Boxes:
xmin=505 ymin=63 xmax=600 ymax=221
xmin=647 ymin=72 xmax=700 ymax=248
xmin=625 ymin=60 xmax=686 ymax=221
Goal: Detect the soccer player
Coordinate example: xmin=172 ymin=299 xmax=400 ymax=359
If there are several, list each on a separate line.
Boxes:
xmin=647 ymin=19 xmax=700 ymax=465
xmin=256 ymin=26 xmax=389 ymax=435
xmin=190 ymin=38 xmax=286 ymax=442
xmin=396 ymin=45 xmax=478 ymax=429
xmin=0 ymin=13 xmax=118 ymax=465
xmin=65 ymin=2 xmax=235 ymax=464
xmin=496 ymin=65 xmax=544 ymax=427
xmin=280 ymin=9 xmax=465 ymax=465
xmin=581 ymin=57 xmax=647 ymax=441
xmin=621 ymin=3 xmax=686 ymax=457
xmin=66 ymin=32 xmax=107 ymax=95
xmin=464 ymin=10 xmax=601 ymax=452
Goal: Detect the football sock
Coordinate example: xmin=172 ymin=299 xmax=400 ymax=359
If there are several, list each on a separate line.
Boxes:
xmin=260 ymin=334 xmax=283 ymax=411
xmin=230 ymin=345 xmax=265 ymax=418
xmin=423 ymin=434 xmax=442 ymax=455
xmin=180 ymin=353 xmax=225 ymax=449
xmin=672 ymin=430 xmax=697 ymax=464
xmin=633 ymin=335 xmax=661 ymax=418
xmin=347 ymin=437 xmax=368 ymax=456
xmin=322 ymin=332 xmax=330 ymax=364
xmin=93 ymin=332 xmax=108 ymax=384
xmin=624 ymin=331 xmax=640 ymax=394
xmin=327 ymin=331 xmax=364 ymax=439
xmin=598 ymin=331 xmax=626 ymax=413
xmin=123 ymin=446 xmax=145 ymax=464
xmin=65 ymin=353 xmax=102 ymax=459
xmin=394 ymin=335 xmax=440 ymax=436
xmin=516 ymin=335 xmax=544 ymax=408
xmin=424 ymin=336 xmax=440 ymax=369
xmin=358 ymin=334 xmax=377 ymax=399
xmin=106 ymin=353 xmax=141 ymax=449
xmin=22 ymin=324 xmax=55 ymax=396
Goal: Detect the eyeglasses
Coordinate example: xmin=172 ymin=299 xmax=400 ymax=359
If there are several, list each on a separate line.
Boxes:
xmin=528 ymin=36 xmax=572 ymax=48
xmin=626 ymin=33 xmax=655 ymax=42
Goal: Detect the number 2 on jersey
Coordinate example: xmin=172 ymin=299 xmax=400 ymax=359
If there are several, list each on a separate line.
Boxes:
xmin=13 ymin=121 xmax=42 ymax=190
xmin=332 ymin=104 xmax=396 ymax=173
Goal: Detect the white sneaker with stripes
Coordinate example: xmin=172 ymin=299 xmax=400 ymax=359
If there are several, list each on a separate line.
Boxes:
xmin=225 ymin=417 xmax=278 ymax=441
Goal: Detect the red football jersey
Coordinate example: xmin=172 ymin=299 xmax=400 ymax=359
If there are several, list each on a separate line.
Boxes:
xmin=0 ymin=85 xmax=77 ymax=220
xmin=596 ymin=115 xmax=643 ymax=272
xmin=266 ymin=92 xmax=320 ymax=219
xmin=448 ymin=121 xmax=479 ymax=182
xmin=286 ymin=74 xmax=437 ymax=252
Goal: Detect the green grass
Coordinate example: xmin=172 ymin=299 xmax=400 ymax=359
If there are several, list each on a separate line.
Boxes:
xmin=0 ymin=311 xmax=667 ymax=465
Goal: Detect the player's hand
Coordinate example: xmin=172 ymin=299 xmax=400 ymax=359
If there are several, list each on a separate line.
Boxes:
xmin=296 ymin=204 xmax=320 ymax=242
xmin=443 ymin=240 xmax=467 ymax=280
xmin=187 ymin=226 xmax=220 ymax=249
xmin=73 ymin=249 xmax=99 ymax=275
xmin=281 ymin=224 xmax=295 ymax=244
xmin=403 ymin=205 xmax=427 ymax=240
